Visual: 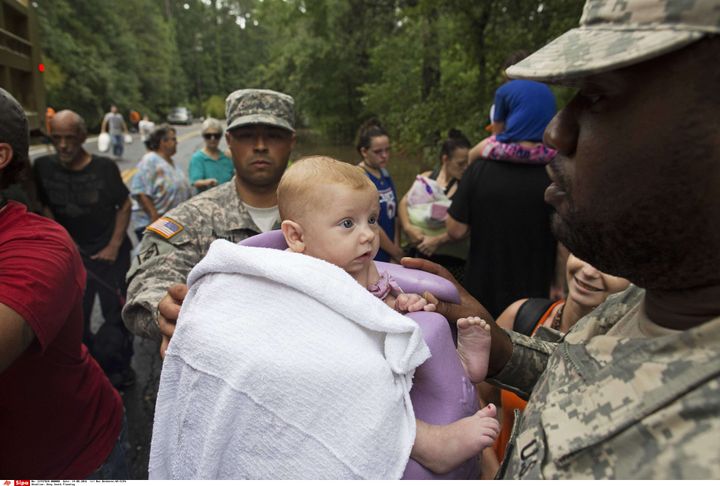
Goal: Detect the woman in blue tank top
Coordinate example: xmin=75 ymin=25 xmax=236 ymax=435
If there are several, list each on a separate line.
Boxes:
xmin=355 ymin=119 xmax=404 ymax=262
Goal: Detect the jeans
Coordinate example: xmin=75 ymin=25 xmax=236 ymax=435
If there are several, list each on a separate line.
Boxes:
xmin=81 ymin=241 xmax=134 ymax=375
xmin=111 ymin=134 xmax=124 ymax=158
xmin=86 ymin=412 xmax=130 ymax=479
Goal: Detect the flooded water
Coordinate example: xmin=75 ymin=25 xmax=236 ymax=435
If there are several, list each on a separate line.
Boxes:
xmin=291 ymin=129 xmax=432 ymax=198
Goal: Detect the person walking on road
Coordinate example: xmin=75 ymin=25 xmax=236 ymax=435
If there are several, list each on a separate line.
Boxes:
xmin=101 ymin=105 xmax=129 ymax=161
xmin=0 ymin=88 xmax=129 ymax=479
xmin=138 ymin=115 xmax=155 ymax=146
xmin=123 ymin=89 xmax=296 ymax=358
xmin=33 ymin=110 xmax=136 ymax=389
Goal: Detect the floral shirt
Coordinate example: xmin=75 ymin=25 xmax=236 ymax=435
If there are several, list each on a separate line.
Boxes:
xmin=130 ymin=152 xmax=192 ymax=229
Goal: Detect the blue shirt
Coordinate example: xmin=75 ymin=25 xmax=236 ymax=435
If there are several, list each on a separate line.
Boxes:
xmin=493 ymin=80 xmax=556 ymax=143
xmin=188 ymin=150 xmax=235 ymax=191
xmin=363 ymin=167 xmax=397 ymax=262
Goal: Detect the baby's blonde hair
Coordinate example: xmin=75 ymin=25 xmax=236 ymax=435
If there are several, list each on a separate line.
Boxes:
xmin=278 ymin=155 xmax=376 ymax=221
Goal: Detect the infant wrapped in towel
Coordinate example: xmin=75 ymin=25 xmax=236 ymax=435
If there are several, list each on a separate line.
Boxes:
xmin=148 ymin=156 xmax=498 ymax=479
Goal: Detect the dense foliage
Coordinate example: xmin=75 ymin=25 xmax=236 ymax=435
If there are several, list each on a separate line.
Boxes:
xmin=36 ymin=0 xmax=582 ymax=154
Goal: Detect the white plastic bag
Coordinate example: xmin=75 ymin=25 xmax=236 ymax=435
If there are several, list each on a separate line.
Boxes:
xmin=124 ymin=133 xmax=133 ymax=144
xmin=97 ymin=132 xmax=111 ymax=152
xmin=406 ymin=176 xmax=451 ymax=229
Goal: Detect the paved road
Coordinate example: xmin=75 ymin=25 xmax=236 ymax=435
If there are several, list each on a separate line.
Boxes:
xmin=30 ymin=121 xmax=222 ymax=479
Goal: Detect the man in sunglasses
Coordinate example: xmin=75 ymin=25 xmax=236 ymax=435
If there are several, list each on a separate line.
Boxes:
xmin=123 ymin=89 xmax=296 ymax=356
xmin=33 ymin=109 xmax=135 ymax=389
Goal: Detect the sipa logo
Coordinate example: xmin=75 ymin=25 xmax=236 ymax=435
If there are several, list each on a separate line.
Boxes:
xmin=15 ymin=481 xmax=30 ymax=486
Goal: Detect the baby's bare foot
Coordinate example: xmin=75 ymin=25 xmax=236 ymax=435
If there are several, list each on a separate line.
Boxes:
xmin=457 ymin=316 xmax=492 ymax=383
xmin=412 ymin=404 xmax=500 ymax=475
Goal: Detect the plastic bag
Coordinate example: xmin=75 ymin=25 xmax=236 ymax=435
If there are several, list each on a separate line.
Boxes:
xmin=124 ymin=133 xmax=133 ymax=144
xmin=97 ymin=133 xmax=111 ymax=152
xmin=406 ymin=176 xmax=451 ymax=229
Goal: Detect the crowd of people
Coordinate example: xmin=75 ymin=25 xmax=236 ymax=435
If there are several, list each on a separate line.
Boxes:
xmin=1 ymin=0 xmax=719 ymax=479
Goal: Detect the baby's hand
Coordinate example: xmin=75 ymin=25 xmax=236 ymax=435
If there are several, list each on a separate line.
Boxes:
xmin=394 ymin=293 xmax=437 ymax=313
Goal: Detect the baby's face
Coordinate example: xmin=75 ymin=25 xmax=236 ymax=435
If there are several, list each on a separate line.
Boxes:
xmin=301 ymin=184 xmax=380 ymax=279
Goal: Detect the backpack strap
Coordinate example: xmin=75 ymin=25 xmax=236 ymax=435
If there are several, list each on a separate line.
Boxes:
xmin=513 ymin=298 xmax=555 ymax=336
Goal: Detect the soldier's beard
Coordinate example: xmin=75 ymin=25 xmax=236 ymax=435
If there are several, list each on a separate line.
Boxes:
xmin=553 ymin=196 xmax=720 ymax=292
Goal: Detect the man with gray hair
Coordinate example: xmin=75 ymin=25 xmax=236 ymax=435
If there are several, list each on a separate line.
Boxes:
xmin=407 ymin=0 xmax=720 ymax=479
xmin=34 ymin=109 xmax=135 ymax=389
xmin=123 ymin=89 xmax=296 ymax=355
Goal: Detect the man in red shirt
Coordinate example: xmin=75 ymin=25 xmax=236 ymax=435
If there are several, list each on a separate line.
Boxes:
xmin=0 ymin=88 xmax=127 ymax=478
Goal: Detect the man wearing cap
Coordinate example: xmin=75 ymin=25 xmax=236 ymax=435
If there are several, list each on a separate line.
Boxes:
xmin=123 ymin=89 xmax=296 ymax=353
xmin=0 ymin=89 xmax=128 ymax=478
xmin=406 ymin=0 xmax=720 ymax=479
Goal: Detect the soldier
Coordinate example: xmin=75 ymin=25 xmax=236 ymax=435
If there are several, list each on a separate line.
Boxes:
xmin=407 ymin=0 xmax=720 ymax=479
xmin=122 ymin=89 xmax=296 ymax=357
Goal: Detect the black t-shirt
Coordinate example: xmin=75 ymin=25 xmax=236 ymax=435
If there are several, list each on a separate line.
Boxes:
xmin=33 ymin=154 xmax=129 ymax=255
xmin=448 ymin=158 xmax=556 ymax=317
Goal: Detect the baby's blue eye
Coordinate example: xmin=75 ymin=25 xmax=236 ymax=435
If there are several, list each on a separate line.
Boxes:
xmin=341 ymin=219 xmax=354 ymax=228
xmin=368 ymin=215 xmax=378 ymax=225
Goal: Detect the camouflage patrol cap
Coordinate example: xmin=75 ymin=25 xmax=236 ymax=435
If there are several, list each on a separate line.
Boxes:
xmin=0 ymin=87 xmax=29 ymax=159
xmin=225 ymin=89 xmax=295 ymax=133
xmin=506 ymin=0 xmax=720 ymax=83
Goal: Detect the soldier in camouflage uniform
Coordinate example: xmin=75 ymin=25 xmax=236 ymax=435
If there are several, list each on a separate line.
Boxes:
xmin=408 ymin=0 xmax=720 ymax=479
xmin=123 ymin=89 xmax=296 ymax=355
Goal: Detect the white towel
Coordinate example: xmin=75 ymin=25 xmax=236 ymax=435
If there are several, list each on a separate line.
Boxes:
xmin=149 ymin=239 xmax=431 ymax=479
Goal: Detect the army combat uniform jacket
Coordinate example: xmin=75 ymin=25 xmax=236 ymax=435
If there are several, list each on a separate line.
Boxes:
xmin=492 ymin=285 xmax=720 ymax=479
xmin=123 ymin=178 xmax=274 ymax=339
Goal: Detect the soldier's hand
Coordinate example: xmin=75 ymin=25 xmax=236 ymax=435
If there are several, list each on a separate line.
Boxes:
xmin=158 ymin=283 xmax=188 ymax=359
xmin=401 ymin=256 xmax=513 ymax=377
xmin=401 ymin=257 xmax=491 ymax=323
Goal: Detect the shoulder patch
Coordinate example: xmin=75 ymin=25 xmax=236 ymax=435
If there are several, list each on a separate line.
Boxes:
xmin=146 ymin=217 xmax=184 ymax=239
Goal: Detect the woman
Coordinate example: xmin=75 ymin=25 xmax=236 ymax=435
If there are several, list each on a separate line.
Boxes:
xmin=398 ymin=129 xmax=471 ymax=282
xmin=130 ymin=124 xmax=192 ymax=241
xmin=188 ymin=118 xmax=234 ymax=192
xmin=356 ymin=118 xmax=404 ymax=262
xmin=483 ymin=253 xmax=631 ymax=475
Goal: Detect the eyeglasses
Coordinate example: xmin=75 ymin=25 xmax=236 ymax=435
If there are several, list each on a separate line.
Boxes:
xmin=203 ymin=133 xmax=222 ymax=140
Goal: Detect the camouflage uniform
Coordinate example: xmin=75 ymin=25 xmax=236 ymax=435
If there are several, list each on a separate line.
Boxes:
xmin=123 ymin=88 xmax=295 ymax=339
xmin=490 ymin=286 xmax=720 ymax=479
xmin=492 ymin=0 xmax=720 ymax=479
xmin=122 ymin=178 xmax=272 ymax=339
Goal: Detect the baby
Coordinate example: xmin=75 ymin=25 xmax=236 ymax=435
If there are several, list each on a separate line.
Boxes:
xmin=277 ymin=156 xmax=498 ymax=475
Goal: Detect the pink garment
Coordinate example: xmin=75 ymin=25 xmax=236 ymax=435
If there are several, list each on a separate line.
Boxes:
xmin=481 ymin=135 xmax=556 ymax=164
xmin=368 ymin=271 xmax=404 ymax=300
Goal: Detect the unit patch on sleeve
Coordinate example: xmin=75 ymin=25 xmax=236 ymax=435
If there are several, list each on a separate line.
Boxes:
xmin=146 ymin=217 xmax=184 ymax=239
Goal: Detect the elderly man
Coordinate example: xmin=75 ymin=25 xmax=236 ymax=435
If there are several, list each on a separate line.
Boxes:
xmin=33 ymin=110 xmax=135 ymax=389
xmin=0 ymin=89 xmax=127 ymax=478
xmin=407 ymin=0 xmax=720 ymax=479
xmin=123 ymin=89 xmax=296 ymax=356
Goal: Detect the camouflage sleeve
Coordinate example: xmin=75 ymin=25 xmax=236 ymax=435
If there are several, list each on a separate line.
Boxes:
xmin=122 ymin=223 xmax=205 ymax=340
xmin=487 ymin=328 xmax=559 ymax=400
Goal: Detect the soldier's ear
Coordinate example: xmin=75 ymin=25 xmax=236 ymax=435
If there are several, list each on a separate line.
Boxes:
xmin=281 ymin=220 xmax=305 ymax=253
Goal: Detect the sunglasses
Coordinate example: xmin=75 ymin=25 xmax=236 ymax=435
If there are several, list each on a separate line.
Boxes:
xmin=203 ymin=133 xmax=222 ymax=140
